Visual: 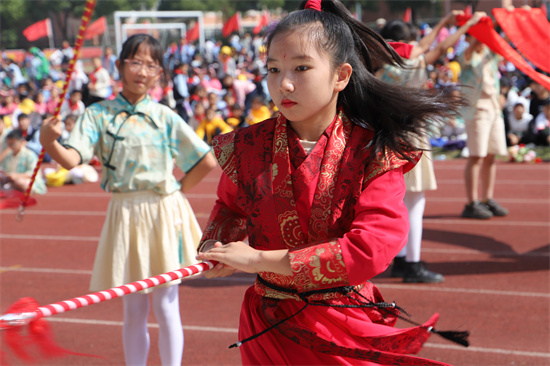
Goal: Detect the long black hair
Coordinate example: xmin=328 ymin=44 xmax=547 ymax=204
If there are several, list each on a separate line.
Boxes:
xmin=266 ymin=0 xmax=465 ymax=161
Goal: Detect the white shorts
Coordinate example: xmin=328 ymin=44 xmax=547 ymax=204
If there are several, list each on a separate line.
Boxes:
xmin=465 ymin=98 xmax=508 ymax=157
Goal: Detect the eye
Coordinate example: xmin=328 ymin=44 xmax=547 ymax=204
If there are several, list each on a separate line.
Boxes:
xmin=266 ymin=67 xmax=279 ymax=74
xmin=131 ymin=60 xmax=142 ymax=66
xmin=296 ymin=65 xmax=309 ymax=71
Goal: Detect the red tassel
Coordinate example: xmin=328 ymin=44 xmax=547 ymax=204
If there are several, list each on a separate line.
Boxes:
xmin=1 ymin=297 xmax=100 ymax=363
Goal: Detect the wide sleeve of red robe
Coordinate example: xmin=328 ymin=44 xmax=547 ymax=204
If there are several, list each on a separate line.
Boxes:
xmin=199 ymin=112 xmax=450 ymax=366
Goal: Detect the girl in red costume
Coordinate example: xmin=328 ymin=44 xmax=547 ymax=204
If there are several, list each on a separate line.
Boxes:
xmin=197 ymin=1 xmax=466 ymax=364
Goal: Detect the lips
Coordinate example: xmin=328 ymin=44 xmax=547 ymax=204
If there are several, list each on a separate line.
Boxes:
xmin=281 ymin=98 xmax=296 ymax=108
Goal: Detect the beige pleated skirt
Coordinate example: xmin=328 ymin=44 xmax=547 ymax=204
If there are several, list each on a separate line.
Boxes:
xmin=90 ymin=190 xmax=202 ymax=293
xmin=404 ymin=135 xmax=437 ymax=193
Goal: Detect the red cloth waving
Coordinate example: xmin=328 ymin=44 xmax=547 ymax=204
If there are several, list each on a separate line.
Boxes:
xmin=456 ymin=14 xmax=550 ymax=90
xmin=493 ymin=8 xmax=550 ymax=74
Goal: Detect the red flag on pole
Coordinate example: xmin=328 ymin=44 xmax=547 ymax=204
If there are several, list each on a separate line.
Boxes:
xmin=403 ymin=7 xmax=412 ymax=23
xmin=187 ymin=22 xmax=200 ymax=42
xmin=222 ymin=12 xmax=242 ymax=38
xmin=84 ymin=16 xmax=107 ymax=40
xmin=253 ymin=11 xmax=270 ymax=35
xmin=23 ymin=18 xmax=51 ymax=42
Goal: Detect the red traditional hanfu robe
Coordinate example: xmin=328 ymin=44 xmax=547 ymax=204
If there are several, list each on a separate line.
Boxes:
xmin=200 ymin=110 xmax=450 ymax=366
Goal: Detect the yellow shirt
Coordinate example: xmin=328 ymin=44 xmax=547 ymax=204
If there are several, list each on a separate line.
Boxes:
xmin=246 ymin=105 xmax=272 ymax=125
xmin=196 ymin=116 xmax=233 ymax=144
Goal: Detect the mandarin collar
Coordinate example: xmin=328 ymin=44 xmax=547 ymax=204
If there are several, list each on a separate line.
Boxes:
xmin=116 ymin=93 xmax=158 ymax=127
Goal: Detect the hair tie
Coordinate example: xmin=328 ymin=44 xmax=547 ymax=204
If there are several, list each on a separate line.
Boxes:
xmin=305 ymin=0 xmax=322 ymax=11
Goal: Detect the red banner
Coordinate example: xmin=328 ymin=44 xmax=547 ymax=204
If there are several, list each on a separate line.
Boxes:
xmin=23 ymin=18 xmax=51 ymax=42
xmin=253 ymin=11 xmax=270 ymax=35
xmin=457 ymin=14 xmax=550 ymax=90
xmin=186 ymin=22 xmax=200 ymax=42
xmin=493 ymin=8 xmax=550 ymax=74
xmin=84 ymin=16 xmax=107 ymax=40
xmin=222 ymin=12 xmax=241 ymax=38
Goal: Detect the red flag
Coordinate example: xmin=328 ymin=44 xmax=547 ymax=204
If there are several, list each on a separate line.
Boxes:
xmin=84 ymin=16 xmax=107 ymax=40
xmin=403 ymin=7 xmax=412 ymax=23
xmin=464 ymin=5 xmax=473 ymax=16
xmin=187 ymin=22 xmax=200 ymax=42
xmin=542 ymin=3 xmax=548 ymax=17
xmin=253 ymin=11 xmax=270 ymax=35
xmin=23 ymin=18 xmax=51 ymax=42
xmin=222 ymin=12 xmax=241 ymax=38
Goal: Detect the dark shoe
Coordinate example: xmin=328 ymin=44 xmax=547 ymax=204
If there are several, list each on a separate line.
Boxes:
xmin=390 ymin=256 xmax=406 ymax=277
xmin=483 ymin=199 xmax=509 ymax=216
xmin=403 ymin=261 xmax=445 ymax=283
xmin=461 ymin=201 xmax=493 ymax=219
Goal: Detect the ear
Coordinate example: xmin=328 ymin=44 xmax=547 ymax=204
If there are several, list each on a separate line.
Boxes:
xmin=334 ymin=63 xmax=352 ymax=92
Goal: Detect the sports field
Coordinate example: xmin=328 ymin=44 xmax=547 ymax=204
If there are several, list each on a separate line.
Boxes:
xmin=1 ymin=159 xmax=548 ymax=365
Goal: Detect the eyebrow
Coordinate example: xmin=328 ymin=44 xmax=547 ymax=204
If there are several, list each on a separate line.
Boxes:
xmin=266 ymin=54 xmax=314 ymax=63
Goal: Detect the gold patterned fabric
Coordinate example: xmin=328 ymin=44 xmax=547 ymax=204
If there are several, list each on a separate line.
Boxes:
xmin=203 ymin=111 xmax=419 ymax=297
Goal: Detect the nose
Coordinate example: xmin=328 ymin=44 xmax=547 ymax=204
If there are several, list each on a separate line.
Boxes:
xmin=136 ymin=64 xmax=148 ymax=76
xmin=279 ymin=74 xmax=294 ymax=93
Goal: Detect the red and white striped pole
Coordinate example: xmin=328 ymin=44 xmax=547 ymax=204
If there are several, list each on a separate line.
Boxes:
xmin=0 ymin=261 xmax=216 ymax=329
xmin=17 ymin=0 xmax=98 ymax=221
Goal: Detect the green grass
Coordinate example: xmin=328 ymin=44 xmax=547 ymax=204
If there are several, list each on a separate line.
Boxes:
xmin=432 ymin=146 xmax=550 ymax=162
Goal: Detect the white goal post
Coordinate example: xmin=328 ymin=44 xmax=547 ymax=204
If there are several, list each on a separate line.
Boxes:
xmin=114 ymin=11 xmax=205 ymax=56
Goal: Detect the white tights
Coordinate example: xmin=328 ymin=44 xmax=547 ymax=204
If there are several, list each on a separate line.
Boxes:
xmin=398 ymin=191 xmax=426 ymax=263
xmin=122 ymin=285 xmax=183 ymax=366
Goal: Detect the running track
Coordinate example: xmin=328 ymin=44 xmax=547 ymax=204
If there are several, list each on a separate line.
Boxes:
xmin=0 ymin=159 xmax=548 ymax=365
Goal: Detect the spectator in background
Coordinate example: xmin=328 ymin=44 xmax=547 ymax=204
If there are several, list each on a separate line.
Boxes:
xmin=67 ymin=60 xmax=88 ymax=97
xmin=221 ymin=74 xmax=255 ymax=112
xmin=3 ymin=57 xmax=26 ymax=88
xmin=163 ymin=41 xmax=179 ymax=73
xmin=225 ymin=103 xmax=246 ymax=129
xmin=528 ymin=80 xmax=550 ymax=120
xmin=11 ymin=94 xmax=35 ymax=128
xmin=14 ymin=112 xmax=48 ymax=162
xmin=207 ymin=91 xmax=225 ymax=115
xmin=187 ymin=101 xmax=205 ymax=131
xmin=27 ymin=47 xmax=50 ymax=89
xmin=87 ymin=57 xmax=112 ymax=106
xmin=33 ymin=91 xmax=47 ymax=117
xmin=216 ymin=46 xmax=237 ymax=79
xmin=177 ymin=37 xmax=193 ymax=66
xmin=60 ymin=90 xmax=85 ymax=120
xmin=103 ymin=46 xmax=119 ymax=81
xmin=245 ymin=95 xmax=271 ymax=126
xmin=375 ymin=18 xmax=386 ymax=32
xmin=189 ymin=84 xmax=209 ymax=110
xmin=0 ymin=128 xmax=47 ymax=194
xmin=506 ymin=102 xmax=533 ymax=146
xmin=195 ymin=107 xmax=232 ymax=145
xmin=173 ymin=62 xmax=191 ymax=121
xmin=61 ymin=40 xmax=74 ymax=64
xmin=0 ymin=92 xmax=18 ymax=127
xmin=458 ymin=36 xmax=509 ymax=219
xmin=59 ymin=113 xmax=78 ymax=145
xmin=45 ymin=87 xmax=61 ymax=116
xmin=532 ymin=98 xmax=550 ymax=146
xmin=0 ymin=115 xmax=10 ymax=153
